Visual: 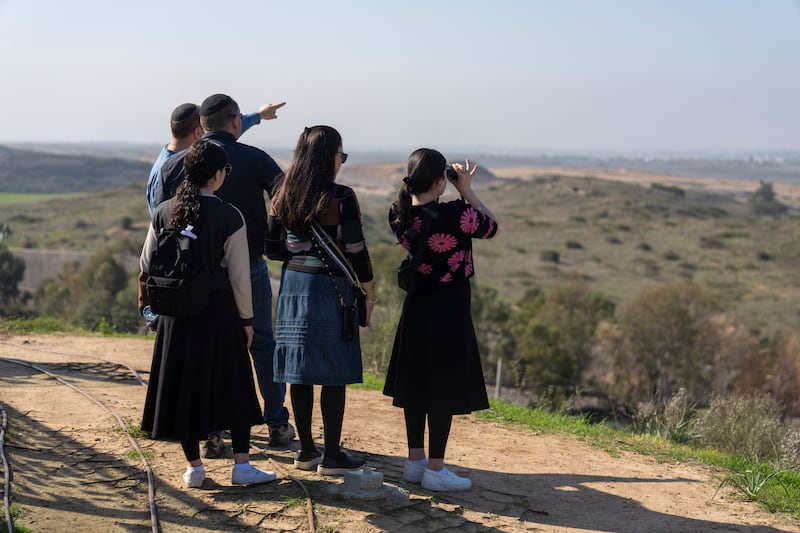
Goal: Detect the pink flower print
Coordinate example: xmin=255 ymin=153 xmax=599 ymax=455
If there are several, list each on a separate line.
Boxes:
xmin=418 ymin=263 xmax=433 ymax=275
xmin=482 ymin=218 xmax=496 ymax=238
xmin=428 ymin=233 xmax=457 ymax=253
xmin=440 ymin=272 xmax=453 ymax=283
xmin=460 ymin=208 xmax=480 ymax=234
xmin=400 ymin=238 xmax=411 ymax=251
xmin=447 ymin=250 xmax=466 ymax=272
xmin=410 ymin=216 xmax=422 ymax=232
xmin=465 ymin=251 xmax=473 ymax=276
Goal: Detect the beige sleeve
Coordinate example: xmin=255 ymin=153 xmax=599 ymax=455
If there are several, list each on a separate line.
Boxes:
xmin=222 ymin=213 xmax=253 ymax=320
xmin=139 ymin=223 xmax=157 ymax=273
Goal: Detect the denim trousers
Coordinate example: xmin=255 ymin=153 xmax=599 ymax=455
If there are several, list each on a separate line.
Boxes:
xmin=250 ymin=258 xmax=289 ymax=427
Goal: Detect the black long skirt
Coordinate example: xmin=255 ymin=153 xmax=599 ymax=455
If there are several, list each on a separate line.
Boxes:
xmin=141 ymin=289 xmax=263 ymax=442
xmin=383 ymin=280 xmax=489 ymax=415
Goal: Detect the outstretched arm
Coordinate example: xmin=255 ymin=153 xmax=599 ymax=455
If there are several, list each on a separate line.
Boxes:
xmin=240 ymin=101 xmax=287 ymax=136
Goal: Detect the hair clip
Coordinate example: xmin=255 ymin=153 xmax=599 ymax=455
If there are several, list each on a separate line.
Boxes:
xmin=303 ymin=127 xmax=311 ymax=135
xmin=402 ymin=176 xmax=411 ymax=184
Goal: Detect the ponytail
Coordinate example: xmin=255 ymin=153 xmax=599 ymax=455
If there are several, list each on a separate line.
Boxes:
xmin=170 ymin=179 xmax=201 ymax=229
xmin=390 ymin=182 xmax=415 ymax=240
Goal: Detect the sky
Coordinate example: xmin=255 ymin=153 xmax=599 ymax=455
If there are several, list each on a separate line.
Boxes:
xmin=1 ymin=0 xmax=799 ymax=154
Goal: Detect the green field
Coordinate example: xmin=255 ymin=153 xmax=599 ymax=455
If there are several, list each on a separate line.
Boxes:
xmin=2 ymin=173 xmax=800 ymax=336
xmin=0 ymin=192 xmax=83 ymax=204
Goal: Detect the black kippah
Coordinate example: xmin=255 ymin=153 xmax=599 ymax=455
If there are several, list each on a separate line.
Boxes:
xmin=200 ymin=94 xmax=234 ymax=117
xmin=170 ymin=103 xmax=197 ymax=122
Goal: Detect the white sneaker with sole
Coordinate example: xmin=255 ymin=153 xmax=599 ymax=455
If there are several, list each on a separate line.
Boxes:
xmin=183 ymin=467 xmax=206 ymax=488
xmin=421 ymin=467 xmax=471 ymax=491
xmin=402 ymin=459 xmax=427 ymax=483
xmin=231 ymin=464 xmax=277 ymax=485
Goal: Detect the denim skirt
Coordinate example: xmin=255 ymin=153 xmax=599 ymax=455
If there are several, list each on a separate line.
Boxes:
xmin=273 ymin=267 xmax=363 ymax=385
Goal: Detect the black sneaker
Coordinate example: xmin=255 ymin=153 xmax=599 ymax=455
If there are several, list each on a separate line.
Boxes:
xmin=203 ymin=434 xmax=227 ymax=459
xmin=268 ymin=423 xmax=296 ymax=448
xmin=316 ymin=452 xmax=366 ymax=475
xmin=294 ymin=449 xmax=323 ymax=471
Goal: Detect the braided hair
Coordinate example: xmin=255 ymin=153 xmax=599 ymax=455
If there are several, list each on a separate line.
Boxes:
xmin=169 ymin=140 xmax=227 ymax=229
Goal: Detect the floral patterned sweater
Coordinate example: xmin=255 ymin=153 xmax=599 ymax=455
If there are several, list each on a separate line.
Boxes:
xmin=389 ymin=198 xmax=498 ymax=287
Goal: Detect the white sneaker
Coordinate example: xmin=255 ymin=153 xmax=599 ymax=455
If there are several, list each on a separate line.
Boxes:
xmin=402 ymin=459 xmax=427 ymax=483
xmin=231 ymin=464 xmax=277 ymax=485
xmin=421 ymin=467 xmax=471 ymax=491
xmin=183 ymin=467 xmax=206 ymax=488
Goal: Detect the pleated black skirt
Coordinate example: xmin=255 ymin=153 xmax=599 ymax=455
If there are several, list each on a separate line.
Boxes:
xmin=141 ymin=289 xmax=263 ymax=442
xmin=383 ymin=280 xmax=489 ymax=415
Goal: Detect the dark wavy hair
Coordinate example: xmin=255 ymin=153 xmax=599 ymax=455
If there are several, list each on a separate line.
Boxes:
xmin=271 ymin=125 xmax=342 ymax=233
xmin=170 ymin=140 xmax=227 ymax=228
xmin=390 ymin=148 xmax=446 ymax=240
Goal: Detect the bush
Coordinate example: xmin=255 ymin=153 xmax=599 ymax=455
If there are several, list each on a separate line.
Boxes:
xmin=748 ymin=181 xmax=788 ymax=216
xmin=696 ymin=394 xmax=787 ymax=461
xmin=565 ymin=240 xmax=583 ymax=250
xmin=539 ymin=250 xmax=560 ymax=263
xmin=651 ymin=182 xmax=686 ymax=197
xmin=632 ymin=389 xmax=699 ymax=445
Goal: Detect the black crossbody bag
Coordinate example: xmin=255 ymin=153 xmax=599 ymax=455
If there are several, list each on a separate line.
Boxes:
xmin=309 ymin=222 xmax=368 ymax=340
xmin=397 ymin=208 xmax=434 ymax=293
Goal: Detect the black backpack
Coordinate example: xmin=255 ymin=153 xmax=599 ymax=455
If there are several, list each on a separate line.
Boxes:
xmin=145 ymin=223 xmax=210 ymax=317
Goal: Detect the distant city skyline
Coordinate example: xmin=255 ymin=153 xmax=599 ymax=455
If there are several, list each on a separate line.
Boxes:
xmin=1 ymin=0 xmax=799 ymax=153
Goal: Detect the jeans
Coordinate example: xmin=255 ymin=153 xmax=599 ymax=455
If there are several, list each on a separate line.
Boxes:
xmin=250 ymin=258 xmax=289 ymax=427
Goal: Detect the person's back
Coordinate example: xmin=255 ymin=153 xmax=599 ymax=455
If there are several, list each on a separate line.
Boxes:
xmin=202 ymin=131 xmax=281 ymax=262
xmin=194 ymin=94 xmax=293 ymax=448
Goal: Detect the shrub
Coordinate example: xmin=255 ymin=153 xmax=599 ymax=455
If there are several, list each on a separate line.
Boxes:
xmin=565 ymin=240 xmax=583 ymax=250
xmin=539 ymin=250 xmax=560 ymax=263
xmin=748 ymin=181 xmax=788 ymax=216
xmin=651 ymin=182 xmax=685 ymax=197
xmin=700 ymin=237 xmax=725 ymax=249
xmin=508 ymin=279 xmax=615 ymax=403
xmin=696 ymin=394 xmax=787 ymax=461
xmin=616 ymin=281 xmax=723 ymax=405
xmin=631 ymin=388 xmax=699 ymax=445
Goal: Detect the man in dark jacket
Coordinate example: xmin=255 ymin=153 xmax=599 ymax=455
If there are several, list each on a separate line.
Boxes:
xmin=158 ymin=94 xmax=295 ymax=449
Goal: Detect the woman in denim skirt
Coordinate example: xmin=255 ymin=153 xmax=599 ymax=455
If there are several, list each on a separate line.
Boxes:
xmin=265 ymin=125 xmax=376 ymax=475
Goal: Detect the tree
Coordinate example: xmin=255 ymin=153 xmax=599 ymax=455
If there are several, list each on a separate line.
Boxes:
xmin=508 ymin=279 xmax=615 ymax=403
xmin=617 ymin=281 xmax=723 ymax=405
xmin=748 ymin=180 xmax=787 ymax=216
xmin=0 ymin=245 xmax=26 ymax=317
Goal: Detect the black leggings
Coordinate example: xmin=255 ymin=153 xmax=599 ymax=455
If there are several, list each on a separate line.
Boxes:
xmin=404 ymin=408 xmax=452 ymax=459
xmin=180 ymin=426 xmax=250 ymax=462
xmin=291 ymin=384 xmax=346 ymax=459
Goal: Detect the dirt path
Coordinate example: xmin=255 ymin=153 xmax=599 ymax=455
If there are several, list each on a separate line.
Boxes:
xmin=1 ymin=334 xmax=798 ymax=532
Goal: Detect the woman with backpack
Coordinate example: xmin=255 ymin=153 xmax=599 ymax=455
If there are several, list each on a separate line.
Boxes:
xmin=138 ymin=140 xmax=275 ymax=488
xmin=265 ymin=125 xmax=376 ymax=475
xmin=383 ymin=148 xmax=499 ymax=491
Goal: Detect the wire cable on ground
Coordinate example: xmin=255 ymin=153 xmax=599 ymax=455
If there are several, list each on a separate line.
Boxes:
xmin=0 ymin=356 xmax=159 ymax=533
xmin=0 ymin=340 xmax=148 ymax=386
xmin=1 ymin=404 xmax=13 ymax=533
xmin=250 ymin=442 xmax=316 ymax=533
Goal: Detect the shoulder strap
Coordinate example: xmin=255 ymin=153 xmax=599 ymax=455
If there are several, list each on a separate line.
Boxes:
xmin=309 ymin=221 xmax=363 ymax=292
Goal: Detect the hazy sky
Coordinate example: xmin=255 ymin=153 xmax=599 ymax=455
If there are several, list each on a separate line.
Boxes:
xmin=1 ymin=0 xmax=799 ymax=153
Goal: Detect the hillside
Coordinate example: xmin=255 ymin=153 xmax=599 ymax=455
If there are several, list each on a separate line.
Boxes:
xmin=4 ymin=166 xmax=800 ymax=336
xmin=0 ymin=144 xmax=150 ymax=193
